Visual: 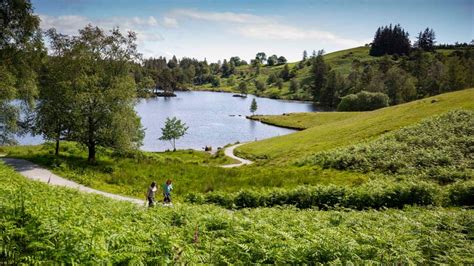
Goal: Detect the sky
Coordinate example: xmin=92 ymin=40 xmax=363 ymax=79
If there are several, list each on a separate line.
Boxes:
xmin=32 ymin=0 xmax=473 ymax=62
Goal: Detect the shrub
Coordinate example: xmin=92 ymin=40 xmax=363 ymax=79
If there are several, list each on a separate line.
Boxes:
xmin=337 ymin=91 xmax=389 ymax=111
xmin=447 ymin=180 xmax=474 ymax=206
xmin=189 ymin=180 xmax=441 ymax=210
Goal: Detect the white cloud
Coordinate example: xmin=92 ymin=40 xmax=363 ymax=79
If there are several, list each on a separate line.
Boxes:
xmin=169 ymin=9 xmax=269 ymax=24
xmin=237 ymin=24 xmax=361 ymax=46
xmin=166 ymin=9 xmax=362 ymax=46
xmin=39 ymin=14 xmax=164 ymax=42
xmin=163 ymin=16 xmax=178 ymax=28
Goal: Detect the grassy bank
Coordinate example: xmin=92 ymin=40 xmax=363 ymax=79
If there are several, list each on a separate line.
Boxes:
xmin=1 ymin=162 xmax=472 ymax=264
xmin=1 ymin=143 xmax=367 ymax=200
xmin=238 ymin=88 xmax=474 ymax=164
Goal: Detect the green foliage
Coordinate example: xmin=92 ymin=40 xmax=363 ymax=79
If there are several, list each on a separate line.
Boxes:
xmin=249 ymin=98 xmax=257 ymax=114
xmin=37 ymin=26 xmax=144 ymax=163
xmin=369 ymin=24 xmax=411 ymax=56
xmin=159 ymin=117 xmax=189 ymax=151
xmin=1 ymin=164 xmax=473 ymax=264
xmin=447 ymin=180 xmax=474 ymax=206
xmin=337 ymin=91 xmax=389 ymax=111
xmin=0 ymin=0 xmax=44 ymax=143
xmin=308 ymin=110 xmax=473 ymax=183
xmin=187 ymin=179 xmax=444 ymax=210
xmin=238 ymin=81 xmax=248 ymax=95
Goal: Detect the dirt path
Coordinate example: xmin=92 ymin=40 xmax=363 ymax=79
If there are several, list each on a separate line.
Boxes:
xmin=1 ymin=157 xmax=144 ymax=205
xmin=221 ymin=143 xmax=253 ymax=168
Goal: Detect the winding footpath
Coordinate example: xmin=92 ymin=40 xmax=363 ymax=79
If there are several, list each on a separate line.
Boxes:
xmin=221 ymin=143 xmax=253 ymax=168
xmin=1 ymin=157 xmax=144 ymax=205
xmin=0 ymin=143 xmax=252 ymax=204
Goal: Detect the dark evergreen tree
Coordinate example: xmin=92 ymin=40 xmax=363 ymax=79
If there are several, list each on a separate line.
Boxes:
xmin=415 ymin=28 xmax=436 ymax=52
xmin=310 ymin=50 xmax=329 ymax=101
xmin=369 ymin=24 xmax=411 ymax=56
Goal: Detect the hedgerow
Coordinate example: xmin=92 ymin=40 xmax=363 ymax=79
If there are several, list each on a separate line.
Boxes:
xmin=185 ymin=179 xmax=449 ymax=209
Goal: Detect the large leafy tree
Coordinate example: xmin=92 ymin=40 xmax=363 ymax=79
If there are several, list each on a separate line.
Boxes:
xmin=0 ymin=0 xmax=44 ymax=144
xmin=36 ymin=25 xmax=144 ymax=162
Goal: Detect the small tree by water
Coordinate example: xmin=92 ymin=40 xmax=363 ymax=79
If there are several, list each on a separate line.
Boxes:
xmin=159 ymin=117 xmax=188 ymax=151
xmin=250 ymin=98 xmax=258 ymax=115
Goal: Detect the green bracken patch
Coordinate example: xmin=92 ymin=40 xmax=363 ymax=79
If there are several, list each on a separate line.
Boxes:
xmin=306 ymin=110 xmax=473 ymax=184
xmin=1 ymin=162 xmax=473 ymax=264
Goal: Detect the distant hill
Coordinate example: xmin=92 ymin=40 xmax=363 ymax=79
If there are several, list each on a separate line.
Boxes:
xmin=193 ymin=46 xmax=466 ymax=102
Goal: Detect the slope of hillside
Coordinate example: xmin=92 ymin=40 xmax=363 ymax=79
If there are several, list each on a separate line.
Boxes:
xmin=237 ymin=89 xmax=474 ymax=164
xmin=1 ymin=162 xmax=472 ymax=264
xmin=193 ymin=46 xmax=465 ymax=101
xmin=194 ymin=46 xmax=375 ymax=100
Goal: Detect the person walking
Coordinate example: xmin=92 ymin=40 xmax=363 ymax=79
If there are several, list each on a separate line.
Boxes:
xmin=163 ymin=179 xmax=173 ymax=204
xmin=147 ymin=181 xmax=157 ymax=207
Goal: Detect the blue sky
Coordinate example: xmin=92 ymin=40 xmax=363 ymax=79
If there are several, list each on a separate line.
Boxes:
xmin=33 ymin=0 xmax=473 ymax=62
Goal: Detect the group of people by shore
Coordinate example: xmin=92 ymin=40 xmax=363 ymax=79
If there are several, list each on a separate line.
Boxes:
xmin=146 ymin=179 xmax=173 ymax=207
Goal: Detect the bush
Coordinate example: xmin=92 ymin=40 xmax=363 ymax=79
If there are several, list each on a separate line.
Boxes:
xmin=447 ymin=180 xmax=474 ymax=206
xmin=189 ymin=180 xmax=442 ymax=210
xmin=337 ymin=91 xmax=389 ymax=111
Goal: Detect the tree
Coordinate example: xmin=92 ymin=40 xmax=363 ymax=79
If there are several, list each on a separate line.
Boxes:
xmin=254 ymin=79 xmax=266 ymax=91
xmin=415 ymin=28 xmax=436 ymax=52
xmin=255 ymin=52 xmax=267 ymax=64
xmin=238 ymin=81 xmax=248 ymax=95
xmin=267 ymin=54 xmax=278 ymax=66
xmin=267 ymin=73 xmax=278 ymax=84
xmin=302 ymin=50 xmax=308 ymax=61
xmin=289 ymin=80 xmax=299 ymax=94
xmin=277 ymin=56 xmax=287 ymax=65
xmin=211 ymin=75 xmax=220 ymax=87
xmin=280 ymin=64 xmax=291 ymax=81
xmin=35 ymin=29 xmax=75 ymax=155
xmin=369 ymin=24 xmax=411 ymax=56
xmin=310 ymin=50 xmax=330 ymax=101
xmin=159 ymin=117 xmax=188 ymax=151
xmin=0 ymin=0 xmax=44 ymax=144
xmin=250 ymin=98 xmax=258 ymax=115
xmin=384 ymin=66 xmax=417 ymax=104
xmin=320 ymin=70 xmax=341 ymax=108
xmin=38 ymin=25 xmax=144 ymax=163
xmin=276 ymin=78 xmax=283 ymax=90
xmin=337 ymin=91 xmax=389 ymax=111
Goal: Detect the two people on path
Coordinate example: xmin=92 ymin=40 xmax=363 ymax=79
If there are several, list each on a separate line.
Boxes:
xmin=147 ymin=179 xmax=173 ymax=207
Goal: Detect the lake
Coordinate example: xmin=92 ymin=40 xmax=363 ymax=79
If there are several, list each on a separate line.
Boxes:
xmin=17 ymin=91 xmax=318 ymax=151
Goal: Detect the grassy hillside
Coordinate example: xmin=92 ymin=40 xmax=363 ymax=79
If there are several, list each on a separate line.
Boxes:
xmin=194 ymin=46 xmax=376 ymax=100
xmin=250 ymin=112 xmax=361 ymax=130
xmin=237 ymin=89 xmax=474 ymax=164
xmin=193 ymin=46 xmax=464 ymax=101
xmin=1 ymin=162 xmax=473 ymax=264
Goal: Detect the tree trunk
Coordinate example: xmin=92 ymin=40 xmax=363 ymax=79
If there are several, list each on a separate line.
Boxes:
xmin=55 ymin=138 xmax=60 ymax=156
xmin=55 ymin=126 xmax=61 ymax=156
xmin=173 ymin=138 xmax=176 ymax=152
xmin=88 ymin=144 xmax=96 ymax=163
